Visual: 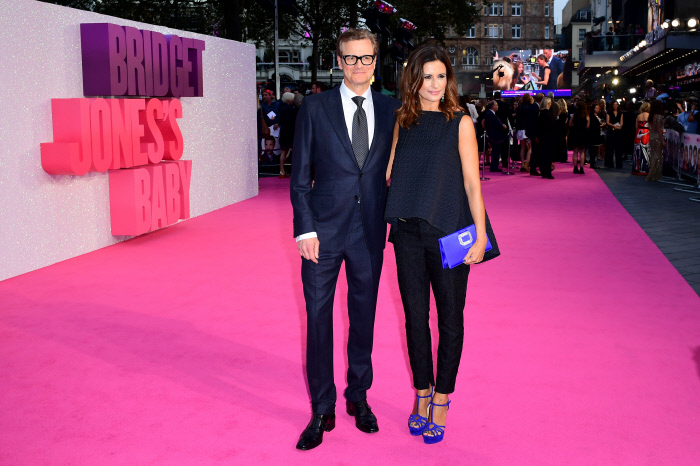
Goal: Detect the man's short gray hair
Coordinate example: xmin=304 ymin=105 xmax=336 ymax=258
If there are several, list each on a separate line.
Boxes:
xmin=281 ymin=92 xmax=295 ymax=104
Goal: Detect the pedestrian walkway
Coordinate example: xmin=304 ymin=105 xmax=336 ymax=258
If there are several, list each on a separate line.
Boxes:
xmin=596 ymin=167 xmax=700 ymax=296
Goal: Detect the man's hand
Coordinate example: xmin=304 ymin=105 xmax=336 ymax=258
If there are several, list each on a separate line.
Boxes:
xmin=298 ymin=237 xmax=320 ymax=264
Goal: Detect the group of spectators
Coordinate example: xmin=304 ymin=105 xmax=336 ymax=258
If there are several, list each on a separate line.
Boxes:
xmin=257 ymin=82 xmax=327 ymax=177
xmin=585 ymin=24 xmax=646 ymax=53
xmin=471 ymin=88 xmax=698 ymax=182
xmin=257 ymin=77 xmax=699 ymax=183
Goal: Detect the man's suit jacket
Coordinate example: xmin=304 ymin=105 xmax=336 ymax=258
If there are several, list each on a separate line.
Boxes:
xmin=484 ymin=110 xmax=506 ymax=142
xmin=290 ymin=87 xmax=401 ymax=256
xmin=549 ymin=56 xmax=564 ymax=88
xmin=495 ymin=99 xmax=511 ymax=126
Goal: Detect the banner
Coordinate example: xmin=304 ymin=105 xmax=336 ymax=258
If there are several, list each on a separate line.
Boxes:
xmin=666 ymin=130 xmax=700 ymax=181
xmin=492 ymin=50 xmax=571 ymax=93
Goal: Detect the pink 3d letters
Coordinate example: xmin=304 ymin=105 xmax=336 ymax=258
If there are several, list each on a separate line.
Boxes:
xmin=46 ymin=22 xmax=202 ymax=237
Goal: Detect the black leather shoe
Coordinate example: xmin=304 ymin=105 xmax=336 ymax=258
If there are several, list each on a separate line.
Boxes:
xmin=530 ymin=171 xmax=542 ymax=176
xmin=296 ymin=413 xmax=335 ymax=451
xmin=346 ymin=400 xmax=379 ymax=433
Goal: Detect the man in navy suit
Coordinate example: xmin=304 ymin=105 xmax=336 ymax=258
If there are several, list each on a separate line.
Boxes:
xmin=544 ymin=47 xmax=563 ymax=89
xmin=290 ymin=28 xmax=401 ymax=451
xmin=484 ymin=101 xmax=507 ymax=172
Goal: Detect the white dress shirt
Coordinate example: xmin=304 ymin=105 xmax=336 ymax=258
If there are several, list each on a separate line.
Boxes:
xmin=296 ymin=80 xmax=374 ymax=242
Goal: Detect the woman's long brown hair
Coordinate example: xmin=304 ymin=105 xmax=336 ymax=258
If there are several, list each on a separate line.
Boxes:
xmin=396 ymin=44 xmax=463 ymax=128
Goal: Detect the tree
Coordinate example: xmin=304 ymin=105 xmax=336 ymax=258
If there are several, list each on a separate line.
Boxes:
xmin=241 ymin=0 xmax=361 ymax=82
xmin=391 ymin=0 xmax=483 ymax=44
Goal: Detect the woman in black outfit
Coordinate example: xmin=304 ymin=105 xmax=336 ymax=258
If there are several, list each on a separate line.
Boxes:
xmin=622 ymin=101 xmax=637 ymax=161
xmin=605 ymin=101 xmax=624 ymax=168
xmin=385 ymin=45 xmax=499 ymax=445
xmin=569 ymin=102 xmax=590 ymax=173
xmin=535 ymin=97 xmax=556 ymax=178
xmin=552 ymin=100 xmax=569 ymax=163
xmin=588 ymin=103 xmax=604 ymax=169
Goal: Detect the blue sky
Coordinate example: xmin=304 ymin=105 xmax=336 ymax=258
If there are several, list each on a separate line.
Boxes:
xmin=554 ymin=0 xmax=565 ymax=25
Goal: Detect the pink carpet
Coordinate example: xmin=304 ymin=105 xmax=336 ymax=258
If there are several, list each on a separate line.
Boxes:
xmin=1 ymin=166 xmax=699 ymax=465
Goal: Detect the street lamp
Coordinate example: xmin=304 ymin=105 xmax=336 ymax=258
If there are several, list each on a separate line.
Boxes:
xmin=672 ymin=19 xmax=680 ymax=27
xmin=689 ymin=18 xmax=698 ymax=28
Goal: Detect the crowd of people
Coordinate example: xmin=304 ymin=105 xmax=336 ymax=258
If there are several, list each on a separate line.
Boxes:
xmin=257 ymin=82 xmax=327 ymax=177
xmin=258 ymin=76 xmax=699 ymax=183
xmin=584 ymin=23 xmax=647 ymax=53
xmin=465 ymin=87 xmax=699 ymax=182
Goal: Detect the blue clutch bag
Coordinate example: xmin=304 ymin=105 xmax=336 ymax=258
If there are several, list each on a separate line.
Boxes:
xmin=438 ymin=224 xmax=492 ymax=269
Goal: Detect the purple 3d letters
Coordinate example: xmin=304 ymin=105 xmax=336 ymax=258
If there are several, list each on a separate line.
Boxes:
xmin=80 ymin=23 xmax=205 ymax=98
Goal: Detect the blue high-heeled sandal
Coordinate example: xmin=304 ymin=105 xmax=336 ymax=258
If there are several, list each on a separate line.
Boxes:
xmin=422 ymin=399 xmax=451 ymax=444
xmin=408 ymin=388 xmax=433 ymax=435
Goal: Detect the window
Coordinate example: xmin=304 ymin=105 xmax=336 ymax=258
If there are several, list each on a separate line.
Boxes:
xmin=278 ymin=50 xmax=291 ymax=63
xmin=512 ymin=24 xmax=521 ymax=38
xmin=511 ymin=2 xmax=521 ymax=16
xmin=485 ymin=3 xmax=503 ymax=16
xmin=484 ymin=57 xmax=492 ymax=66
xmin=485 ymin=24 xmax=503 ymax=38
xmin=545 ymin=24 xmax=550 ymax=39
xmin=491 ymin=45 xmax=498 ymax=55
xmin=466 ymin=26 xmax=476 ymax=38
xmin=464 ymin=47 xmax=479 ymax=65
xmin=579 ymin=48 xmax=583 ymax=60
xmin=579 ymin=28 xmax=586 ymax=41
xmin=451 ymin=57 xmax=456 ymax=66
xmin=545 ymin=3 xmax=550 ymax=17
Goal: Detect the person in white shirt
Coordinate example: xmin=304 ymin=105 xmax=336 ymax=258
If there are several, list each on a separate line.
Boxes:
xmin=291 ymin=28 xmax=401 ymax=451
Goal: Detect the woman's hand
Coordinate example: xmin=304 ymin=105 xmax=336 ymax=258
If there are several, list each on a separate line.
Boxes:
xmin=463 ymin=238 xmax=487 ymax=265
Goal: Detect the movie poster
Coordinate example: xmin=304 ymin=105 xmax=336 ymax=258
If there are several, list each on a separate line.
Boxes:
xmin=678 ymin=132 xmax=700 ymax=181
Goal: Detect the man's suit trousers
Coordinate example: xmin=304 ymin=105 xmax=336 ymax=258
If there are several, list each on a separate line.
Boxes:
xmin=301 ymin=204 xmax=383 ymax=415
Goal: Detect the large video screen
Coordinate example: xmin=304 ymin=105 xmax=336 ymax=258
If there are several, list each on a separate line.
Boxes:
xmin=492 ymin=49 xmax=572 ymax=94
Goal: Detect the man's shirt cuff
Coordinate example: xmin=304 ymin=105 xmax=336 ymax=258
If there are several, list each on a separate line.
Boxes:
xmin=296 ymin=232 xmax=317 ymax=242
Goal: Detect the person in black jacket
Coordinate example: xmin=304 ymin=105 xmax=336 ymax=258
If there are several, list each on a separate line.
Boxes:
xmin=535 ymin=97 xmax=556 ymax=178
xmin=277 ymin=92 xmax=297 ymax=177
xmin=516 ymin=93 xmax=534 ymax=172
xmin=484 ymin=100 xmax=508 ymax=172
xmin=528 ymin=93 xmax=543 ymax=175
xmin=494 ymin=91 xmax=512 ymax=169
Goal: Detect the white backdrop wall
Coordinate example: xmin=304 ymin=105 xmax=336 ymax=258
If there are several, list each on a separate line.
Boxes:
xmin=0 ymin=0 xmax=257 ymax=281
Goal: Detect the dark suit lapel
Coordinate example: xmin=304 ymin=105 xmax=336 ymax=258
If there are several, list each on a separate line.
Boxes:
xmin=321 ymin=87 xmax=355 ymax=162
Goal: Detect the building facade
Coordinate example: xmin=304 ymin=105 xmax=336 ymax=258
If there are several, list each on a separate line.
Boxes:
xmin=433 ymin=1 xmax=556 ymax=95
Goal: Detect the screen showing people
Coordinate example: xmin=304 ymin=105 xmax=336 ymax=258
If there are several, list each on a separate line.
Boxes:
xmin=492 ymin=49 xmax=572 ymax=95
